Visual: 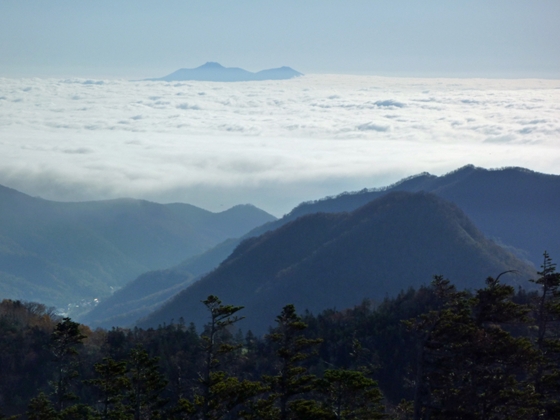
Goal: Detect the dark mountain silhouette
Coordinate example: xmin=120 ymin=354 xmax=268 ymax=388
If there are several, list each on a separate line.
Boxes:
xmin=180 ymin=165 xmax=560 ymax=280
xmin=150 ymin=62 xmax=303 ymax=82
xmin=138 ymin=192 xmax=535 ymax=334
xmin=84 ymin=165 xmax=559 ymax=328
xmin=0 ymin=184 xmax=275 ymax=310
xmin=286 ymin=165 xmax=560 ymax=267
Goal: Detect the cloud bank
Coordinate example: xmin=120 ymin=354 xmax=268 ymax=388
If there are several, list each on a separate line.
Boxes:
xmin=0 ymin=75 xmax=559 ymax=215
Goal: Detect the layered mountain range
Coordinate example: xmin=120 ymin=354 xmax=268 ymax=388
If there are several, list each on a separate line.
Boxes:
xmin=138 ymin=191 xmax=535 ymax=334
xmin=0 ymin=185 xmax=275 ymax=310
xmin=3 ymin=165 xmax=558 ymax=332
xmin=83 ymin=165 xmax=560 ymax=328
xmin=149 ymin=62 xmax=303 ymax=82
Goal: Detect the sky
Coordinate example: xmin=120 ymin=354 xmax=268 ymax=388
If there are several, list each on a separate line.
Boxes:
xmin=0 ymin=1 xmax=559 ymax=216
xmin=1 ymin=1 xmax=559 ymax=79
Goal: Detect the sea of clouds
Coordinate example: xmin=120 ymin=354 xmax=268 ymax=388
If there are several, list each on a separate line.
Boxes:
xmin=0 ymin=75 xmax=559 ymax=215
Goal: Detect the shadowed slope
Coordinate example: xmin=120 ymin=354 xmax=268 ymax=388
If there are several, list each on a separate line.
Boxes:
xmin=139 ymin=192 xmax=534 ymax=334
xmin=86 ymin=165 xmax=559 ymax=327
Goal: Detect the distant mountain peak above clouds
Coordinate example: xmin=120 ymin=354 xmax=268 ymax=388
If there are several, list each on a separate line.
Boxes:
xmin=148 ymin=62 xmax=303 ymax=82
xmin=199 ymin=61 xmax=224 ymax=69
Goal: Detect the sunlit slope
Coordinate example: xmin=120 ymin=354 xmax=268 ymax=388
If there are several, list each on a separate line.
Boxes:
xmin=0 ymin=184 xmax=275 ymax=308
xmin=139 ymin=192 xmax=535 ymax=334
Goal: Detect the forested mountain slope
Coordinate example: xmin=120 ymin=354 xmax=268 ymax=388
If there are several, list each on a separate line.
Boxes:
xmin=0 ymin=184 xmax=275 ymax=309
xmin=139 ymin=192 xmax=535 ymax=334
xmin=293 ymin=165 xmax=560 ymax=265
xmin=86 ymin=165 xmax=559 ymax=327
xmin=180 ymin=165 xmax=560 ymax=280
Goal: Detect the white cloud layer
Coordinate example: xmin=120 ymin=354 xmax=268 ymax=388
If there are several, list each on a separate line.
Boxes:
xmin=1 ymin=75 xmax=559 ymax=215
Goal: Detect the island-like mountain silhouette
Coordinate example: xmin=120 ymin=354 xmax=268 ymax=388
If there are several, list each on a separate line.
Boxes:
xmin=149 ymin=62 xmax=303 ymax=82
xmin=83 ymin=165 xmax=560 ymax=328
xmin=0 ymin=184 xmax=275 ymax=310
xmin=137 ymin=191 xmax=535 ymax=334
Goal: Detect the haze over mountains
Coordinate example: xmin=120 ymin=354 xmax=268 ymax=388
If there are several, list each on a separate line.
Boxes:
xmin=2 ymin=164 xmax=558 ymax=332
xmin=3 ymin=75 xmax=558 ymax=216
xmin=0 ymin=185 xmax=275 ymax=310
xmin=84 ymin=165 xmax=560 ymax=329
xmin=149 ymin=62 xmax=303 ymax=82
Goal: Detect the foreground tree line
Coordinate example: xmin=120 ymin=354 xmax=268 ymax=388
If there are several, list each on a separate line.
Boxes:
xmin=1 ymin=252 xmax=560 ymax=419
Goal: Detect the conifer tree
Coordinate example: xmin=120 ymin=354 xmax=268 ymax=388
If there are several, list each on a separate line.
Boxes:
xmin=27 ymin=392 xmax=59 ymax=420
xmin=407 ymin=275 xmax=539 ymax=419
xmin=404 ymin=276 xmax=462 ymax=419
xmin=59 ymin=403 xmax=96 ymax=420
xmin=316 ymin=369 xmax=385 ymax=419
xmin=196 ymin=295 xmax=245 ymax=419
xmin=530 ymin=252 xmax=560 ymax=418
xmin=125 ymin=346 xmax=168 ymax=420
xmin=50 ymin=318 xmax=87 ymax=413
xmin=266 ymin=304 xmax=323 ymax=420
xmin=86 ymin=357 xmax=130 ymax=419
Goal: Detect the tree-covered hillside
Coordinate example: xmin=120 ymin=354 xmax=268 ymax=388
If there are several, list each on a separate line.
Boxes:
xmin=93 ymin=165 xmax=559 ymax=329
xmin=1 ymin=254 xmax=558 ymax=418
xmin=139 ymin=192 xmax=535 ymax=333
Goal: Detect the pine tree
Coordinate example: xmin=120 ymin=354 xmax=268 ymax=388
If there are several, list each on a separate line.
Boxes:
xmin=125 ymin=346 xmax=168 ymax=420
xmin=530 ymin=252 xmax=560 ymax=418
xmin=266 ymin=304 xmax=323 ymax=420
xmin=50 ymin=318 xmax=87 ymax=413
xmin=459 ymin=275 xmax=538 ymax=419
xmin=196 ymin=295 xmax=245 ymax=420
xmin=404 ymin=276 xmax=463 ymax=420
xmin=27 ymin=392 xmax=59 ymax=420
xmin=316 ymin=369 xmax=385 ymax=419
xmin=406 ymin=275 xmax=539 ymax=419
xmin=201 ymin=372 xmax=267 ymax=419
xmin=59 ymin=403 xmax=96 ymax=420
xmin=86 ymin=357 xmax=131 ymax=419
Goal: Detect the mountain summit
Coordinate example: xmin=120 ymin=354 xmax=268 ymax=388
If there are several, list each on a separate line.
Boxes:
xmin=150 ymin=62 xmax=303 ymax=82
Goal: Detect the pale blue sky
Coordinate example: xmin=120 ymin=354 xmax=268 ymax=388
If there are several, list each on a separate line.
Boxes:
xmin=1 ymin=0 xmax=558 ymax=79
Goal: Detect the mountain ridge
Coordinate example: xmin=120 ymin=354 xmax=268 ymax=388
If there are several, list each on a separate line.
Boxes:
xmin=138 ymin=191 xmax=535 ymax=334
xmin=82 ymin=164 xmax=560 ymax=328
xmin=0 ymin=188 xmax=276 ymax=310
